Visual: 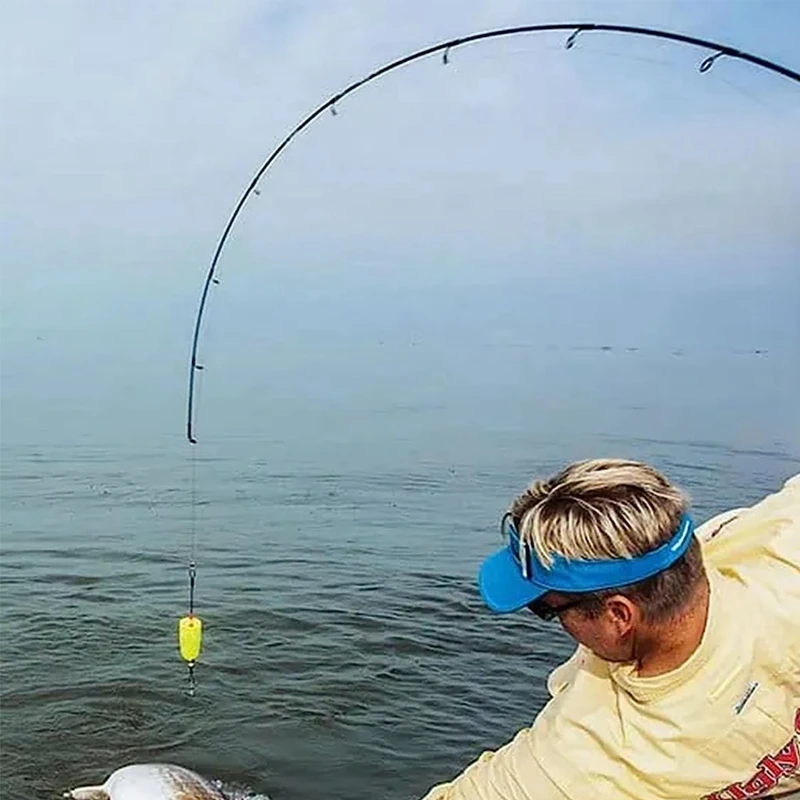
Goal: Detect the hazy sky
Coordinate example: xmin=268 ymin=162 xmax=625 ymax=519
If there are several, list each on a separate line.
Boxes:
xmin=4 ymin=0 xmax=799 ymax=270
xmin=2 ymin=1 xmax=799 ymax=438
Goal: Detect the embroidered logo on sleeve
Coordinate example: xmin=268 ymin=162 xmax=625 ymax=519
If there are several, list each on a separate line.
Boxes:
xmin=702 ymin=708 xmax=800 ymax=800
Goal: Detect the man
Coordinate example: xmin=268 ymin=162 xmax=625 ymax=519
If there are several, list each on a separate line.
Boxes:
xmin=422 ymin=459 xmax=800 ymax=800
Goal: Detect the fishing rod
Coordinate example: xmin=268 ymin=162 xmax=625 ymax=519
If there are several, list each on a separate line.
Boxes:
xmin=185 ymin=21 xmax=799 ymax=445
xmin=177 ymin=22 xmax=799 ymax=688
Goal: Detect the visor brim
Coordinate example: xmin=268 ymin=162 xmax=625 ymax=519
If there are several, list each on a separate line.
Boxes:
xmin=478 ymin=546 xmax=549 ymax=613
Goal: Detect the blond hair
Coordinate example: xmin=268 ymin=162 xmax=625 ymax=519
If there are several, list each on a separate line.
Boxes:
xmin=511 ymin=459 xmax=688 ymax=566
xmin=510 ymin=459 xmax=703 ymax=622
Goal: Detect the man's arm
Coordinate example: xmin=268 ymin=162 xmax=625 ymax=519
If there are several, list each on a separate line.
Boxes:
xmin=419 ymin=726 xmax=570 ymax=800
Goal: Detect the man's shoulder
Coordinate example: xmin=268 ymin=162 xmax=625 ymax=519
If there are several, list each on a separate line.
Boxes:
xmin=699 ymin=473 xmax=800 ymax=588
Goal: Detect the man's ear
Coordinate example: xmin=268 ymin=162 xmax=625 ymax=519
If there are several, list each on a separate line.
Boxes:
xmin=605 ymin=595 xmax=637 ymax=636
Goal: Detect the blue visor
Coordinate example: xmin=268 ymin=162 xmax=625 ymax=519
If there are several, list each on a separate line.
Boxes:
xmin=478 ymin=513 xmax=695 ymax=613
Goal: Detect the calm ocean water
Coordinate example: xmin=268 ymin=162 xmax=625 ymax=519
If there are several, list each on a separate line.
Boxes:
xmin=2 ymin=323 xmax=798 ymax=798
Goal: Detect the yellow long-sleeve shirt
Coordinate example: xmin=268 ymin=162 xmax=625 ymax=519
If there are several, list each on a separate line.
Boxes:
xmin=422 ymin=474 xmax=800 ymax=800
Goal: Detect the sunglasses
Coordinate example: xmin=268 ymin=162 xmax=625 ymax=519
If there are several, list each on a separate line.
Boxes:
xmin=526 ymin=597 xmax=587 ymax=621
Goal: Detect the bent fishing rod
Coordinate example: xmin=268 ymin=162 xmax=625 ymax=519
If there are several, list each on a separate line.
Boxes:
xmin=184 ymin=22 xmax=799 ymax=445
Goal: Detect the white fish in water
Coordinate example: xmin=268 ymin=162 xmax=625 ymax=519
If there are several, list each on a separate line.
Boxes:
xmin=64 ymin=763 xmax=227 ymax=800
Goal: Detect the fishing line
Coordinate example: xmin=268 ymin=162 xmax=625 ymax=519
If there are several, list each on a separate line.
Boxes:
xmin=179 ymin=353 xmax=205 ymax=694
xmin=712 ymin=73 xmax=786 ymax=115
xmin=179 ymin=21 xmax=799 ymax=690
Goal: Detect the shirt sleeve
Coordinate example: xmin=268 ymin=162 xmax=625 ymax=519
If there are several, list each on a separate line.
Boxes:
xmin=419 ymin=725 xmax=571 ymax=800
xmin=699 ymin=472 xmax=800 ymax=573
